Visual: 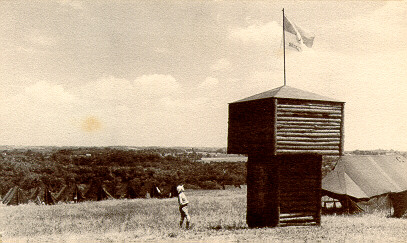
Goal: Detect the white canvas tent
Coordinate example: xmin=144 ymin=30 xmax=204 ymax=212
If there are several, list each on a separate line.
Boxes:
xmin=322 ymin=155 xmax=407 ymax=217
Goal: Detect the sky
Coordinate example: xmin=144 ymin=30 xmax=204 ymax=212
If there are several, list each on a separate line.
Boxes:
xmin=0 ymin=0 xmax=406 ymax=151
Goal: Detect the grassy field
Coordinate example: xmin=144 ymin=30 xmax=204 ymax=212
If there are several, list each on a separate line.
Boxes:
xmin=1 ymin=188 xmax=406 ymax=242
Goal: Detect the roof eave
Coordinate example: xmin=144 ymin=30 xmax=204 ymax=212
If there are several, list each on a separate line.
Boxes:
xmin=230 ymin=96 xmax=345 ymax=104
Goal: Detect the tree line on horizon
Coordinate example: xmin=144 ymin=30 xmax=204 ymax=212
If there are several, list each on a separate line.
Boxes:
xmin=1 ymin=147 xmax=405 ymax=198
xmin=0 ymin=147 xmax=246 ymax=197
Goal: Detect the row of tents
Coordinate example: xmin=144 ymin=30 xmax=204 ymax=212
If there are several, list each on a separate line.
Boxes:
xmin=4 ymin=154 xmax=406 ymax=218
xmin=2 ymin=182 xmax=177 ymax=206
xmin=321 ymin=155 xmax=407 ymax=218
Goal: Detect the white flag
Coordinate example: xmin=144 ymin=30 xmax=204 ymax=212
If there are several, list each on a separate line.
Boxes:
xmin=284 ymin=15 xmax=315 ymax=51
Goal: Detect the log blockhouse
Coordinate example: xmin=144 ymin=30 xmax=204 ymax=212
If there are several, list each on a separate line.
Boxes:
xmin=228 ymin=85 xmax=344 ymax=227
xmin=228 ymin=85 xmax=345 ymax=156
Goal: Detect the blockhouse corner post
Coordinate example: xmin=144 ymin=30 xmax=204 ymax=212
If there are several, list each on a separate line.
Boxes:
xmin=340 ymin=103 xmax=345 ymax=156
xmin=272 ymin=98 xmax=278 ymax=156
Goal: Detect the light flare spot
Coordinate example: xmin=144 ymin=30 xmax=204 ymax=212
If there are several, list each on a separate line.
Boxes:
xmin=81 ymin=116 xmax=102 ymax=132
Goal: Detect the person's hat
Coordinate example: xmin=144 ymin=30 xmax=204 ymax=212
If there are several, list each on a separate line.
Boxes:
xmin=176 ymin=185 xmax=184 ymax=193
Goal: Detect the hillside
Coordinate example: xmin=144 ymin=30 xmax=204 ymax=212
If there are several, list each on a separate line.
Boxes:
xmin=0 ymin=147 xmax=246 ymax=197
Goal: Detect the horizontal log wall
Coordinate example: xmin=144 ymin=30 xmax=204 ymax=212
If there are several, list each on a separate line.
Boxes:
xmin=278 ymin=154 xmax=322 ymax=225
xmin=276 ymin=99 xmax=344 ymax=156
xmin=246 ymin=154 xmax=321 ymax=227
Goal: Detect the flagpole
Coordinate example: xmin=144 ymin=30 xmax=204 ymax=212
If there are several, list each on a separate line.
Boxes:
xmin=282 ymin=8 xmax=286 ymax=86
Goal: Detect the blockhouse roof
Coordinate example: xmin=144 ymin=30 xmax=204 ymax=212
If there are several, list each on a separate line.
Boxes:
xmin=232 ymin=85 xmax=343 ymax=103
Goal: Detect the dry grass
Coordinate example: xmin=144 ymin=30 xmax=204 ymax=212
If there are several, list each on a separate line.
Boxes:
xmin=1 ymin=188 xmax=407 ymax=242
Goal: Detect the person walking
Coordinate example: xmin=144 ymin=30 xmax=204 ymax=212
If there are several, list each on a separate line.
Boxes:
xmin=177 ymin=185 xmax=191 ymax=229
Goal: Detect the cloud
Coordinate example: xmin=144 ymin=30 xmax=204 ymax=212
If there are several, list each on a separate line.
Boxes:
xmin=323 ymin=1 xmax=407 ymax=52
xmin=28 ymin=30 xmax=57 ymax=47
xmin=198 ymin=77 xmax=219 ymax=89
xmin=0 ymin=81 xmax=81 ymax=145
xmin=0 ymin=79 xmax=168 ymax=146
xmin=211 ymin=58 xmax=232 ymax=71
xmin=154 ymin=47 xmax=171 ymax=54
xmin=229 ymin=21 xmax=282 ymax=45
xmin=75 ymin=74 xmax=181 ymax=106
xmin=77 ymin=76 xmax=134 ymax=103
xmin=2 ymin=81 xmax=77 ymax=116
xmin=57 ymin=0 xmax=84 ymax=10
xmin=274 ymin=47 xmax=407 ymax=150
xmin=359 ymin=1 xmax=406 ymax=34
xmin=133 ymin=74 xmax=180 ymax=97
xmin=21 ymin=81 xmax=77 ymax=105
xmin=160 ymin=96 xmax=210 ymax=109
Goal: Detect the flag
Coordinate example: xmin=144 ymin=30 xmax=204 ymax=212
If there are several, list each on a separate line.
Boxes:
xmin=284 ymin=15 xmax=315 ymax=51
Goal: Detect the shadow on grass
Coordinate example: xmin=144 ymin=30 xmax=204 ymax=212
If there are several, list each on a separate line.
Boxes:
xmin=208 ymin=224 xmax=248 ymax=231
xmin=208 ymin=222 xmax=321 ymax=230
xmin=168 ymin=232 xmax=178 ymax=238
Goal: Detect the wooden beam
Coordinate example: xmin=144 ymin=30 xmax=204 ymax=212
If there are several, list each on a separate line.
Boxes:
xmin=277 ymin=132 xmax=341 ymax=137
xmin=278 ymin=128 xmax=340 ymax=133
xmin=278 ymin=113 xmax=342 ymax=119
xmin=277 ymin=140 xmax=340 ymax=146
xmin=340 ymin=103 xmax=345 ymax=156
xmin=277 ymin=121 xmax=341 ymax=126
xmin=277 ymin=145 xmax=339 ymax=150
xmin=277 ymin=104 xmax=342 ymax=110
xmin=278 ymin=217 xmax=316 ymax=223
xmin=278 ymin=101 xmax=342 ymax=108
xmin=277 ymin=117 xmax=342 ymax=122
xmin=277 ymin=136 xmax=340 ymax=141
xmin=279 ymin=212 xmax=317 ymax=218
xmin=272 ymin=99 xmax=278 ymax=156
xmin=278 ymin=106 xmax=341 ymax=113
xmin=277 ymin=108 xmax=342 ymax=114
xmin=277 ymin=150 xmax=340 ymax=155
xmin=277 ymin=124 xmax=341 ymax=129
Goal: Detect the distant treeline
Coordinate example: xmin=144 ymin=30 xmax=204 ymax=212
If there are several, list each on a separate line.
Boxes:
xmin=0 ymin=148 xmax=246 ymax=196
xmin=1 ymin=147 xmax=405 ymax=197
xmin=349 ymin=149 xmax=407 ymax=156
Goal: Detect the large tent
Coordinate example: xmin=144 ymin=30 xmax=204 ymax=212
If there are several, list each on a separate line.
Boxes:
xmin=2 ymin=186 xmax=28 ymax=206
xmin=84 ymin=180 xmax=114 ymax=201
xmin=28 ymin=185 xmax=56 ymax=205
xmin=54 ymin=184 xmax=85 ymax=203
xmin=149 ymin=184 xmax=163 ymax=198
xmin=322 ymin=155 xmax=407 ymax=217
xmin=116 ymin=182 xmax=140 ymax=199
